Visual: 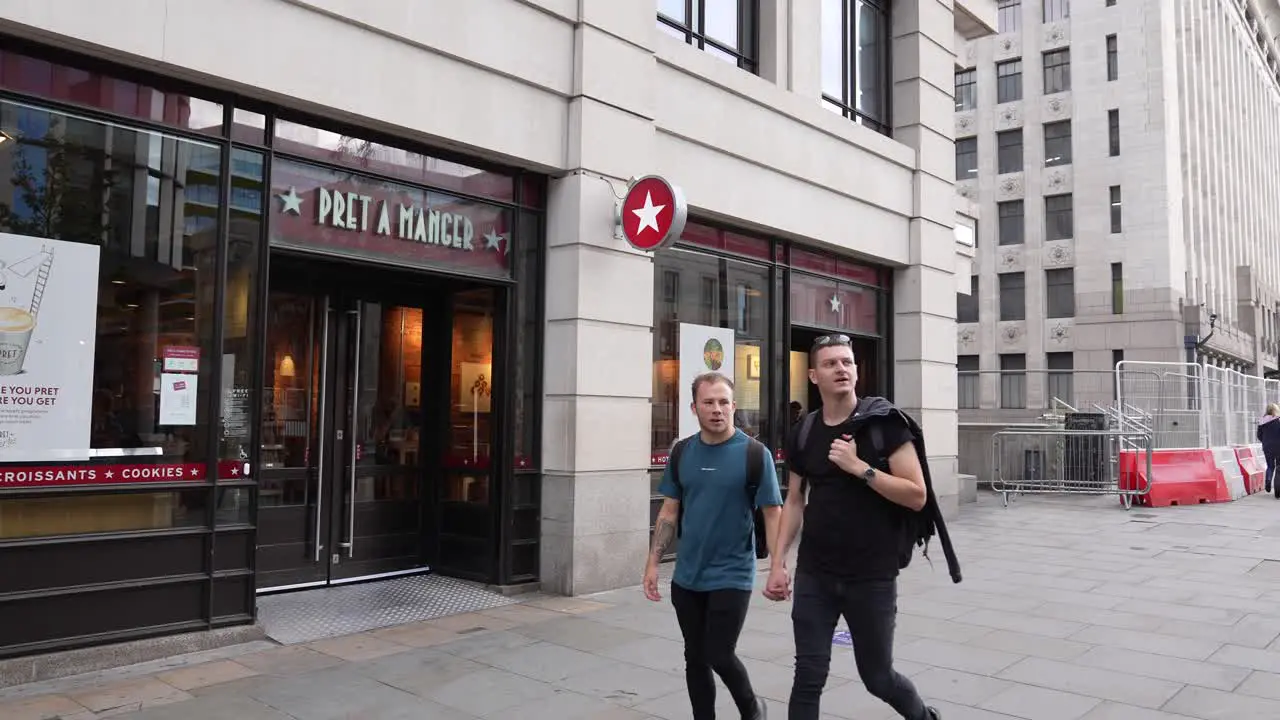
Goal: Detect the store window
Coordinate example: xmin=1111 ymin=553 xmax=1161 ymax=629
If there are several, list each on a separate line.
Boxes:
xmin=651 ymin=247 xmax=771 ymax=458
xmin=0 ymin=97 xmax=222 ymax=535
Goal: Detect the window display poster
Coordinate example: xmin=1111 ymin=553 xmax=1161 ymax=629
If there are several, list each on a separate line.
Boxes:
xmin=677 ymin=322 xmax=736 ymax=440
xmin=0 ymin=233 xmax=101 ymax=461
xmin=159 ymin=373 xmax=198 ymax=427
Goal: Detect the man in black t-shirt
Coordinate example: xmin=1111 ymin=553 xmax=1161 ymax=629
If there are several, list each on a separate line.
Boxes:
xmin=765 ymin=334 xmax=940 ymax=720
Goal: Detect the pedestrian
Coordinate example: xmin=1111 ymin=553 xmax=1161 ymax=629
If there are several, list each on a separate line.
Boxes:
xmin=644 ymin=371 xmax=783 ymax=720
xmin=1257 ymin=403 xmax=1280 ymax=496
xmin=765 ymin=334 xmax=956 ymax=720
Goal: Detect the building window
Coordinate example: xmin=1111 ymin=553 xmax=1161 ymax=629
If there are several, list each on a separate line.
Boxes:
xmin=1112 ymin=349 xmax=1124 ymax=399
xmin=1112 ymin=262 xmax=1124 ymax=314
xmin=956 ymin=137 xmax=979 ymax=179
xmin=1110 ymin=186 xmax=1122 ymax=233
xmin=652 ymin=245 xmax=771 ymax=455
xmin=1043 ymin=0 xmax=1070 ymax=22
xmin=1106 ymin=35 xmax=1118 ymax=81
xmin=998 ymin=0 xmax=1023 ymax=33
xmin=821 ymin=0 xmax=892 ymax=134
xmin=1046 ymin=352 xmax=1074 ymax=405
xmin=997 ymin=130 xmax=1023 ymax=174
xmin=1044 ymin=120 xmax=1072 ymax=166
xmin=958 ymin=355 xmax=980 ymax=409
xmin=955 ymin=69 xmax=977 ymax=111
xmin=1045 ymin=194 xmax=1074 ymax=241
xmin=998 ymin=201 xmax=1025 ymax=245
xmin=1106 ymin=0 xmax=1116 ymax=5
xmin=999 ymin=272 xmax=1026 ymax=321
xmin=1109 ymin=109 xmax=1120 ymax=156
xmin=1000 ymin=354 xmax=1028 ymax=409
xmin=1046 ymin=268 xmax=1075 ymax=318
xmin=997 ymin=59 xmax=1024 ymax=103
xmin=1043 ymin=49 xmax=1071 ymax=94
xmin=958 ymin=276 xmax=980 ymax=323
xmin=658 ymin=0 xmax=759 ymax=73
xmin=0 ymin=97 xmax=225 ymax=529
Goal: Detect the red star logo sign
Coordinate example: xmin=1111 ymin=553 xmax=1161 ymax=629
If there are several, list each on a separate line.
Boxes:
xmin=620 ymin=176 xmax=687 ymax=252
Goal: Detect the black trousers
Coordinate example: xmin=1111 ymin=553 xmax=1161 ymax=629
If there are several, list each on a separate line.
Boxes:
xmin=788 ymin=571 xmax=928 ymax=720
xmin=670 ymin=582 xmax=757 ymax=719
xmin=1267 ymin=453 xmax=1277 ymax=494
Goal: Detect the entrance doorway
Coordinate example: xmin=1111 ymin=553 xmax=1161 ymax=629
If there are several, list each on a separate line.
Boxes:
xmin=787 ymin=328 xmax=882 ymax=423
xmin=255 ymin=255 xmax=500 ymax=591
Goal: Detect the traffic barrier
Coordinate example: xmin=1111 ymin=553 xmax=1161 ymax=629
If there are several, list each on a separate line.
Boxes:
xmin=1212 ymin=447 xmax=1249 ymax=500
xmin=1119 ymin=448 xmax=1230 ymax=507
xmin=1234 ymin=446 xmax=1266 ymax=495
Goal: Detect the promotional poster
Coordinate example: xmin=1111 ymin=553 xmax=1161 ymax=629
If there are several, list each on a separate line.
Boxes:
xmin=0 ymin=233 xmax=101 ymax=461
xmin=677 ymin=322 xmax=736 ymax=439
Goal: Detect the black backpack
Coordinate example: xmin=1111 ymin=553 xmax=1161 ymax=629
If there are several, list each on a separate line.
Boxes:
xmin=793 ymin=400 xmax=962 ymax=583
xmin=669 ymin=436 xmax=770 ymax=560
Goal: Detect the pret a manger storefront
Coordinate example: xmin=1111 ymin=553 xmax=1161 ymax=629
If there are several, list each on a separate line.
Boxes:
xmin=0 ymin=45 xmax=544 ymax=657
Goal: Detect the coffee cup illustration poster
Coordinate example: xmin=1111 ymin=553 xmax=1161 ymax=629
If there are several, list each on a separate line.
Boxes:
xmin=677 ymin=322 xmax=735 ymax=439
xmin=0 ymin=232 xmax=101 ymax=461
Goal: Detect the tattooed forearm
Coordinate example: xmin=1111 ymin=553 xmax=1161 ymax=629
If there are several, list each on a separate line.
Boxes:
xmin=650 ymin=518 xmax=676 ymax=560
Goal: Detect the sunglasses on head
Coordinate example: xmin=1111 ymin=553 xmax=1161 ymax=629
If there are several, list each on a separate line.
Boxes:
xmin=811 ymin=334 xmax=852 ymax=351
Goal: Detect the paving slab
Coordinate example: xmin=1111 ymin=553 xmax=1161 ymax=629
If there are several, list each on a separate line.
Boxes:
xmin=4 ymin=490 xmax=1280 ymax=719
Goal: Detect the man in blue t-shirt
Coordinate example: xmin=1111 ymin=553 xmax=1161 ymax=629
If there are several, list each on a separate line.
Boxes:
xmin=644 ymin=371 xmax=783 ymax=720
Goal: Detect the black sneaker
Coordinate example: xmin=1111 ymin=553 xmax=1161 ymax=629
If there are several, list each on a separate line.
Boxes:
xmin=926 ymin=707 xmax=942 ymax=720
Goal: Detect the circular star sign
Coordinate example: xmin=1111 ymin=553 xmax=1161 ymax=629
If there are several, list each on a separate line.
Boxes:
xmin=620 ymin=175 xmax=687 ymax=252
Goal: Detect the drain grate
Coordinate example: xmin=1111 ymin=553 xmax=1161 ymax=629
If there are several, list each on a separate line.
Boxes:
xmin=257 ymin=574 xmax=519 ymax=645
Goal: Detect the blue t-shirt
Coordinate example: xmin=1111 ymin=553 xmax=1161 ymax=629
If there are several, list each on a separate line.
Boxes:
xmin=658 ymin=430 xmax=783 ymax=592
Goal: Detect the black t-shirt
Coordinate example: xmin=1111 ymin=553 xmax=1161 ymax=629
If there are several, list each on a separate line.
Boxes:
xmin=786 ymin=408 xmax=915 ymax=581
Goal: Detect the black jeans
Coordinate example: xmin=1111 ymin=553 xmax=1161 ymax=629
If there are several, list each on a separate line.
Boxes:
xmin=670 ymin=582 xmax=757 ymax=719
xmin=789 ymin=571 xmax=928 ymax=720
xmin=1267 ymin=453 xmax=1277 ymax=493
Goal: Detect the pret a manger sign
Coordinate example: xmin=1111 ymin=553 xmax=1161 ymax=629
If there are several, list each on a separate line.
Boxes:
xmin=270 ymin=159 xmax=513 ymax=279
xmin=309 ymin=187 xmax=480 ymax=251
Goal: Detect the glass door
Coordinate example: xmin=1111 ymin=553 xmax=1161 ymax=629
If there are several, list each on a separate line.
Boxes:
xmin=327 ymin=299 xmax=428 ymax=582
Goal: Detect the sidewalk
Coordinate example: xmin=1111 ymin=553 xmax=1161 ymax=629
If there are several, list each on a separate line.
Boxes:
xmin=5 ymin=490 xmax=1280 ymax=719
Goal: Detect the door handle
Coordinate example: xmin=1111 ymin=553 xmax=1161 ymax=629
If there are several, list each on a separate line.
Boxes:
xmin=345 ymin=307 xmax=361 ymax=558
xmin=313 ymin=299 xmax=331 ymax=563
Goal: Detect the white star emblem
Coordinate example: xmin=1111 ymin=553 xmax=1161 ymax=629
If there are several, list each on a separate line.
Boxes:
xmin=631 ymin=191 xmax=666 ymax=236
xmin=190 ymin=468 xmax=200 ymax=477
xmin=278 ymin=187 xmax=303 ymax=215
xmin=829 ymin=294 xmax=842 ymax=313
xmin=231 ymin=466 xmax=239 ymax=476
xmin=105 ymin=470 xmax=114 ymax=479
xmin=483 ymin=230 xmax=505 ymax=252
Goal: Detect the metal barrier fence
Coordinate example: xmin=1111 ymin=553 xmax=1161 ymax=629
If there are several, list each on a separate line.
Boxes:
xmin=991 ymin=429 xmax=1154 ymax=508
xmin=1203 ymin=365 xmax=1280 ymax=448
xmin=1114 ymin=361 xmax=1206 ymax=450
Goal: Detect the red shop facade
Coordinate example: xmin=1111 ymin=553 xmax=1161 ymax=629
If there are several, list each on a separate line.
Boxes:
xmin=0 ymin=39 xmax=545 ymax=657
xmin=647 ymin=220 xmax=893 ymax=552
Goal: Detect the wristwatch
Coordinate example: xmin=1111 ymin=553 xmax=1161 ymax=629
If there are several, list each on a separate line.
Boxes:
xmin=861 ymin=466 xmax=876 ymax=484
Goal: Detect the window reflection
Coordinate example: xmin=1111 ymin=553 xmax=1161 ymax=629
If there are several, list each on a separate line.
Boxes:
xmin=656 ymin=0 xmax=758 ymax=73
xmin=447 ymin=288 xmax=494 ymax=501
xmin=820 ymin=0 xmax=891 ymax=135
xmin=260 ymin=293 xmax=319 ymax=470
xmin=652 ymin=249 xmax=770 ymax=456
xmin=0 ymin=490 xmax=209 ymax=539
xmin=273 ymin=119 xmax=514 ymax=203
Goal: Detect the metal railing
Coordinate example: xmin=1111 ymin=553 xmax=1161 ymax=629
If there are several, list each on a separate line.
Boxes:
xmin=991 ymin=428 xmax=1154 ymax=509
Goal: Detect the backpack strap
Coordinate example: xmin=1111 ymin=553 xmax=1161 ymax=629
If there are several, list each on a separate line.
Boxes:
xmin=668 ymin=437 xmax=690 ymax=538
xmin=745 ymin=437 xmax=765 ymax=504
xmin=794 ymin=411 xmax=819 ymax=492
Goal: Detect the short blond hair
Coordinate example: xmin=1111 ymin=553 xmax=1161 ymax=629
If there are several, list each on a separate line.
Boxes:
xmin=1268 ymin=403 xmax=1280 ymax=417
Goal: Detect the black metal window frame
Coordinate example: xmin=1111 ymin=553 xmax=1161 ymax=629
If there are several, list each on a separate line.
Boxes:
xmin=997 ymin=129 xmax=1024 ymax=174
xmin=956 ymin=136 xmax=979 ymax=179
xmin=1110 ymin=185 xmax=1122 ymax=233
xmin=1044 ymin=120 xmax=1072 ymax=166
xmin=955 ymin=68 xmax=977 ymax=111
xmin=1112 ymin=263 xmax=1125 ymax=314
xmin=1106 ymin=35 xmax=1118 ymax=81
xmin=1000 ymin=353 xmax=1028 ymax=409
xmin=957 ymin=276 xmax=980 ymax=323
xmin=996 ymin=59 xmax=1023 ymax=103
xmin=821 ymin=0 xmax=893 ymax=136
xmin=1045 ymin=267 xmax=1075 ymax=318
xmin=1045 ymin=193 xmax=1074 ymax=241
xmin=1046 ymin=351 xmax=1074 ymax=405
xmin=1109 ymin=108 xmax=1121 ymax=156
xmin=998 ymin=0 xmax=1023 ymax=33
xmin=998 ymin=271 xmax=1026 ymax=321
xmin=1043 ymin=48 xmax=1072 ymax=94
xmin=0 ymin=35 xmax=549 ymax=657
xmin=957 ymin=355 xmax=980 ymax=409
xmin=998 ymin=200 xmax=1025 ymax=245
xmin=1043 ymin=0 xmax=1070 ymax=22
xmin=658 ymin=0 xmax=759 ymax=74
